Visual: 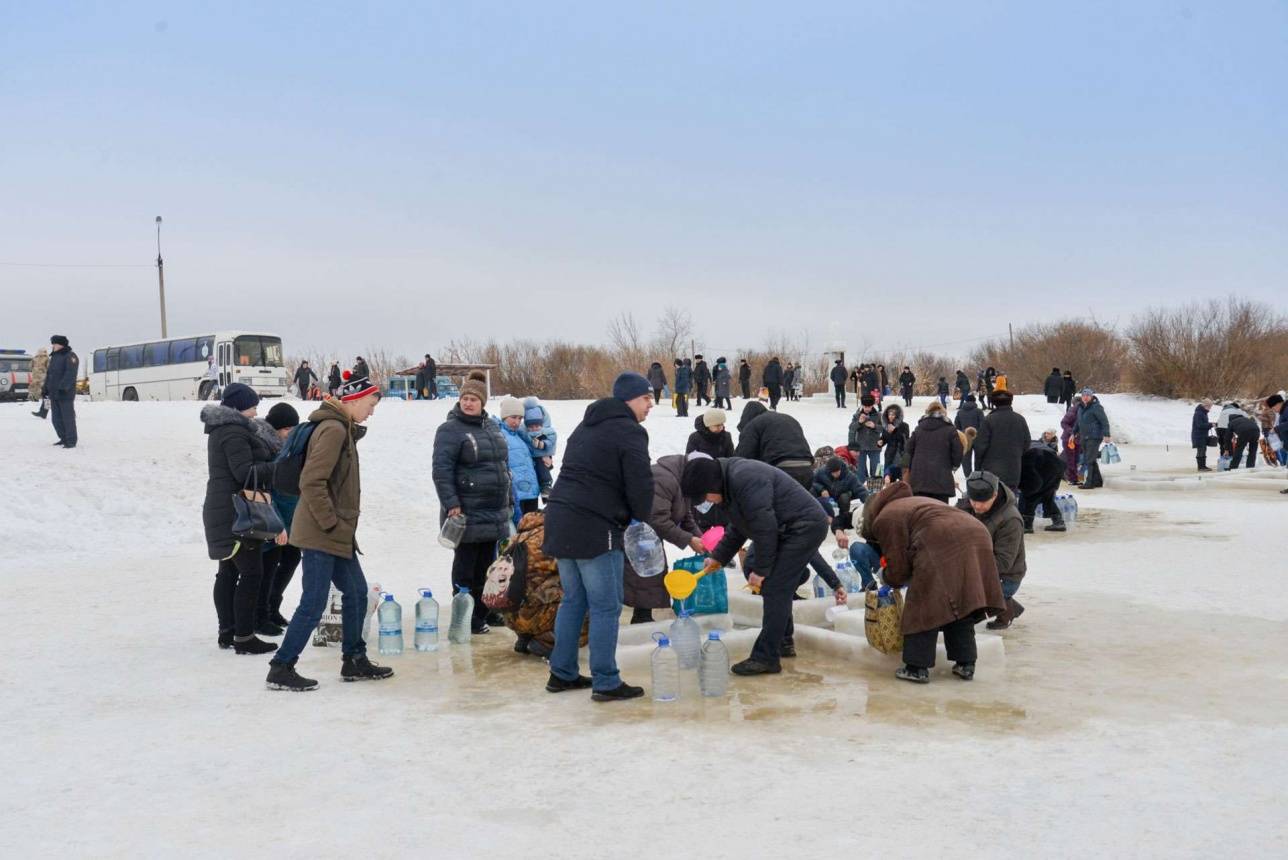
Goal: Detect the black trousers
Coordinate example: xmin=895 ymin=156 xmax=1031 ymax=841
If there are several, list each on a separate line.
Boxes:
xmin=259 ymin=543 xmax=302 ymax=622
xmin=653 ymin=387 xmax=663 ymax=404
xmin=695 ymin=383 xmax=709 ymax=406
xmin=902 ymin=388 xmax=913 ymax=407
xmin=1195 ymin=446 xmax=1207 ymax=469
xmin=750 ymin=518 xmax=830 ymax=665
xmin=676 ymin=393 xmax=689 ymax=417
xmin=1230 ymin=432 xmax=1258 ymax=469
xmin=452 ymin=541 xmax=496 ymax=625
xmin=741 ymin=380 xmax=752 ymax=399
xmin=834 ymin=384 xmax=846 ymax=408
xmin=903 ymin=617 xmax=977 ymax=669
xmin=778 ymin=463 xmax=814 ymax=491
xmin=767 ymin=385 xmax=781 ymax=410
xmin=1082 ymin=439 xmax=1104 ymax=487
xmin=213 ymin=540 xmax=266 ymax=637
xmin=51 ymin=396 xmax=77 ymax=446
xmin=1018 ymin=477 xmax=1061 ymax=526
xmin=960 ymin=449 xmax=974 ymax=482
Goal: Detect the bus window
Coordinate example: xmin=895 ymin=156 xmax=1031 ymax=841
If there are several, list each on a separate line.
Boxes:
xmin=107 ymin=349 xmax=120 ymax=371
xmin=93 ymin=349 xmax=107 ymax=373
xmin=146 ymin=342 xmax=169 ymax=366
xmin=121 ymin=345 xmax=144 ymax=370
xmin=234 ymin=335 xmax=285 ymax=368
xmin=170 ymin=338 xmax=199 ymax=364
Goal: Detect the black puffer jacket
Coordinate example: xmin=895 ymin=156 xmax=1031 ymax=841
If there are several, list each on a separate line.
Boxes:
xmin=907 ymin=414 xmax=963 ymax=497
xmin=432 ymin=404 xmax=512 ymax=543
xmin=974 ymin=406 xmax=1032 ymax=489
xmin=734 ymin=401 xmax=811 ymax=465
xmin=201 ymin=404 xmax=278 ymax=560
xmin=709 ymin=458 xmax=830 ymax=574
xmin=686 ymin=415 xmax=735 ymax=459
xmin=1020 ymin=442 xmax=1065 ymax=496
xmin=1043 ymin=372 xmax=1063 ymax=402
xmin=953 ymin=400 xmax=984 ymax=433
xmin=542 ymin=398 xmax=653 ymax=558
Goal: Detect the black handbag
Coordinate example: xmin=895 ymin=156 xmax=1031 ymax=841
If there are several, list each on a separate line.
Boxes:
xmin=231 ymin=470 xmax=284 ymax=541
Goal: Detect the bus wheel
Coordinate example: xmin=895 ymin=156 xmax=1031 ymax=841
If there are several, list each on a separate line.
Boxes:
xmin=122 ymin=387 xmax=139 ymax=402
xmin=198 ymin=381 xmax=214 ymax=401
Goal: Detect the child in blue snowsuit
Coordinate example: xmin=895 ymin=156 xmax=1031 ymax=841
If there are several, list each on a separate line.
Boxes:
xmin=522 ymin=397 xmax=558 ymax=498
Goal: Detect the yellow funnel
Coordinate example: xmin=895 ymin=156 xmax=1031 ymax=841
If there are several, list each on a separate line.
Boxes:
xmin=664 ymin=567 xmax=708 ymax=601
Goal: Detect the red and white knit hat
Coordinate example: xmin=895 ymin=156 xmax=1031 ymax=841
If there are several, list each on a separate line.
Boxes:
xmin=338 ymin=369 xmax=379 ymax=402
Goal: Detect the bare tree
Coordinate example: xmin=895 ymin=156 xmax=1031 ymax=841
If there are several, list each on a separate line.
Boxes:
xmin=653 ymin=305 xmax=693 ymax=361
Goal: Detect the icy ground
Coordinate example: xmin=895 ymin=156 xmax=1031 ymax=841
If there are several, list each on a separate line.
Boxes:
xmin=2 ymin=393 xmax=1286 ymax=858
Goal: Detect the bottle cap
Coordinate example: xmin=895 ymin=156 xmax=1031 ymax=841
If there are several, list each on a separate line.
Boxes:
xmin=658 ymin=636 xmax=670 ymax=646
xmin=460 ymin=587 xmax=470 ymax=594
xmin=383 ymin=593 xmax=394 ymax=601
xmin=420 ymin=588 xmax=433 ymax=597
xmin=708 ymin=631 xmax=721 ymax=640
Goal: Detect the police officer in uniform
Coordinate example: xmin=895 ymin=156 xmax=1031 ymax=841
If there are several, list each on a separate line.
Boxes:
xmin=44 ymin=335 xmax=79 ymax=448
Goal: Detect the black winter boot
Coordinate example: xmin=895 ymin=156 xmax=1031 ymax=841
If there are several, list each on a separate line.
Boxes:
xmin=952 ymin=662 xmax=975 ymax=681
xmin=266 ymin=659 xmax=318 ymax=692
xmin=526 ymin=638 xmax=553 ymax=659
xmin=779 ymin=637 xmax=797 ymax=658
xmin=895 ymin=665 xmax=930 ymax=684
xmin=218 ymin=629 xmax=234 ymax=650
xmin=341 ymin=654 xmax=394 ymax=682
xmin=629 ymin=607 xmax=654 ymax=624
xmin=731 ymin=658 xmax=782 ymax=676
xmin=546 ymin=672 xmax=593 ymax=693
xmin=591 ymin=682 xmax=645 ymax=702
xmin=1045 ymin=517 xmax=1067 ymax=532
xmin=514 ymin=634 xmax=533 ymax=654
xmin=233 ymin=635 xmax=278 ymax=655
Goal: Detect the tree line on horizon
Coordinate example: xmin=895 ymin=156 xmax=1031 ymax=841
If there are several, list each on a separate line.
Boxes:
xmin=287 ymin=297 xmax=1288 ymax=403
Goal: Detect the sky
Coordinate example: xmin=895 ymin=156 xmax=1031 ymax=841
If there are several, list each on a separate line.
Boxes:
xmin=2 ymin=1 xmax=1285 ymax=364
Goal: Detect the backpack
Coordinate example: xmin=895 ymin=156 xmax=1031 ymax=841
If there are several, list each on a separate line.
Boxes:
xmin=273 ymin=422 xmax=319 ymax=496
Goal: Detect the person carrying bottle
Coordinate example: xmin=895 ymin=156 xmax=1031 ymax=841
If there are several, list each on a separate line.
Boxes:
xmin=682 ymin=455 xmax=833 ymax=675
xmin=265 ymin=369 xmax=392 ymax=691
xmin=541 ymin=372 xmax=655 ymax=702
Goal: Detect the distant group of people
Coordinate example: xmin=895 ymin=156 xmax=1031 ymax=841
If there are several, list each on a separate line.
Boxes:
xmin=645 ymin=355 xmax=806 ymax=416
xmin=1193 ymin=394 xmax=1287 ymax=486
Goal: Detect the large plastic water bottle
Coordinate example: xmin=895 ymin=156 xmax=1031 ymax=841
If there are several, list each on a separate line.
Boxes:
xmin=414 ymin=588 xmax=440 ymax=652
xmin=669 ymin=609 xmax=702 ymax=670
xmin=448 ymin=587 xmax=474 ymax=644
xmin=831 ymin=548 xmax=861 ymax=593
xmin=1064 ymin=495 xmax=1079 ymax=521
xmin=651 ymin=634 xmax=680 ymax=702
xmin=877 ymin=585 xmax=895 ymax=608
xmin=813 ymin=573 xmax=831 ymax=599
xmin=378 ymin=593 xmax=403 ymax=655
xmin=699 ymin=631 xmax=730 ymax=697
xmin=623 ymin=520 xmax=666 ymax=577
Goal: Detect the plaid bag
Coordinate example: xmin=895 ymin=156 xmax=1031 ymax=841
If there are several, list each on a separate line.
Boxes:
xmin=863 ymin=583 xmax=904 ymax=655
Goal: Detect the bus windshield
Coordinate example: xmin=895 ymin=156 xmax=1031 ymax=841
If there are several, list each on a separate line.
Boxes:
xmin=233 ymin=336 xmax=285 ymax=367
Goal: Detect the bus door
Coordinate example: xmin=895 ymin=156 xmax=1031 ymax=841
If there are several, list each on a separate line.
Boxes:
xmin=217 ymin=341 xmax=234 ymax=388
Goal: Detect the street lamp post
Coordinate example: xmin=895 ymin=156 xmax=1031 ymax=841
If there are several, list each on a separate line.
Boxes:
xmin=155 ymin=215 xmax=167 ymax=338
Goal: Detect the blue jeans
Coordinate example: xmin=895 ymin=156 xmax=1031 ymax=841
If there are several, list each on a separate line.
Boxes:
xmin=848 ymin=542 xmax=880 ymax=588
xmin=1001 ymin=577 xmax=1022 ymax=600
xmin=274 ymin=549 xmax=369 ymax=663
xmin=856 ymin=450 xmax=881 ymax=484
xmin=550 ymin=552 xmax=625 ymax=691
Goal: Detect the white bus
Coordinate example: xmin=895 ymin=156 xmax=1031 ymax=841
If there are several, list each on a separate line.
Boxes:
xmin=89 ymin=331 xmax=289 ymax=401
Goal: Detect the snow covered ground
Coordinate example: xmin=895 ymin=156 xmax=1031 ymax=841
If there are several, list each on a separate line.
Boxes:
xmin=2 ymin=392 xmax=1286 ymax=857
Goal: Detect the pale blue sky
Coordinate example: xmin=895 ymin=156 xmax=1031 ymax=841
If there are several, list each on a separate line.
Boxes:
xmin=2 ymin=1 xmax=1285 ymax=361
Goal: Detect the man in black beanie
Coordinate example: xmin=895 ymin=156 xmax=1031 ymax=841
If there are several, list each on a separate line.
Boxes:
xmin=43 ymin=335 xmax=79 ymax=448
xmin=683 ymin=455 xmax=833 ymax=675
xmin=956 ymin=470 xmax=1027 ymax=631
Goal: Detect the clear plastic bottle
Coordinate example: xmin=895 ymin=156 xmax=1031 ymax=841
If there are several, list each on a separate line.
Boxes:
xmin=669 ymin=609 xmax=702 ymax=670
xmin=414 ymin=588 xmax=440 ymax=652
xmin=877 ymin=585 xmax=894 ymax=608
xmin=831 ymin=548 xmax=861 ymax=593
xmin=448 ymin=587 xmax=474 ymax=644
xmin=813 ymin=573 xmax=831 ymax=599
xmin=699 ymin=631 xmax=730 ymax=697
xmin=377 ymin=593 xmax=403 ymax=655
xmin=651 ymin=634 xmax=680 ymax=702
xmin=623 ymin=520 xmax=666 ymax=577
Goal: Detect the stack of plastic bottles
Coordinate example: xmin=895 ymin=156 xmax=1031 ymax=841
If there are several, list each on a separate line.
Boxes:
xmin=650 ymin=615 xmax=730 ymax=701
xmin=1035 ymin=494 xmax=1079 ymax=523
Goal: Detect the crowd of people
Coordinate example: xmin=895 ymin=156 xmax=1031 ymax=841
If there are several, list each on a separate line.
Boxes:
xmin=187 ymin=352 xmax=1166 ymax=698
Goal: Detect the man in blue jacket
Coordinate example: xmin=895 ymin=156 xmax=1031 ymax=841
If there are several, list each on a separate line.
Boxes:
xmin=542 ymin=372 xmax=654 ymax=702
xmin=1191 ymin=399 xmax=1214 ymax=472
xmin=1075 ymin=388 xmax=1112 ymax=489
xmin=43 ymin=335 xmax=79 ymax=448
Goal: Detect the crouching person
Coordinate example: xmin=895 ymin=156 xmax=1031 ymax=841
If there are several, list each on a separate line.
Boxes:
xmin=542 ymin=372 xmax=655 ymax=702
xmin=265 ymin=371 xmax=390 ymax=691
xmin=683 ymin=456 xmax=832 ymax=676
xmin=506 ymin=512 xmax=571 ymax=659
xmin=862 ymin=482 xmax=1006 ymax=683
xmin=956 ymin=471 xmax=1028 ymax=630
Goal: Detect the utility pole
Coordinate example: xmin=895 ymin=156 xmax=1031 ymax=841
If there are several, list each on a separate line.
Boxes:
xmin=156 ymin=215 xmax=168 ymax=338
xmin=1008 ymin=322 xmax=1014 ymax=352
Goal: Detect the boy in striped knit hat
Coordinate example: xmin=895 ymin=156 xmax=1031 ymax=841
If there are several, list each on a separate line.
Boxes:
xmin=266 ymin=368 xmax=388 ymax=691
